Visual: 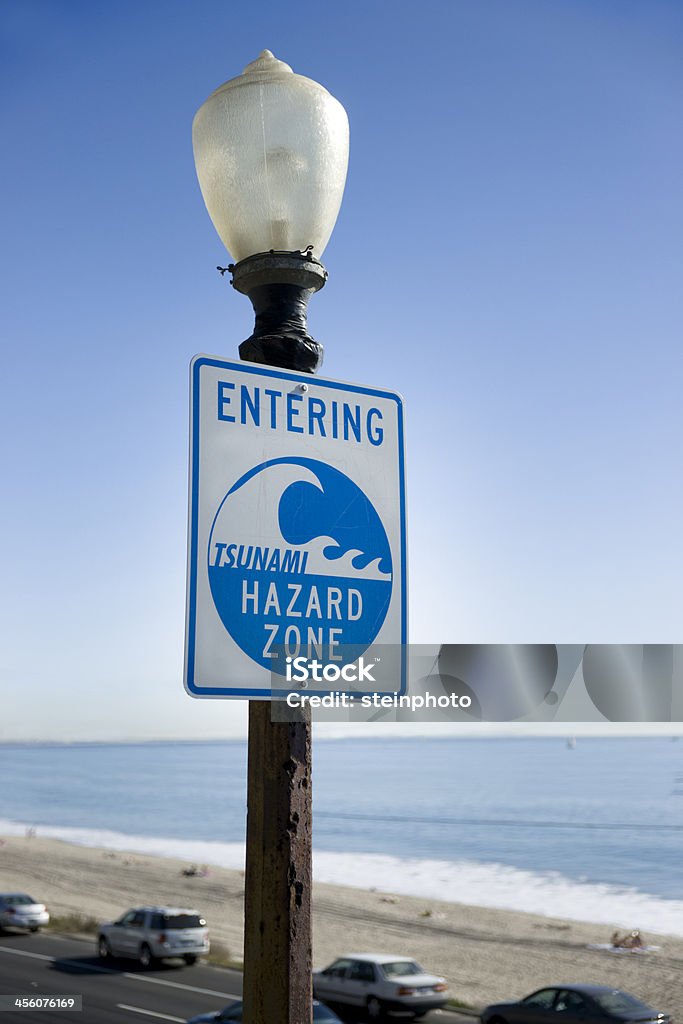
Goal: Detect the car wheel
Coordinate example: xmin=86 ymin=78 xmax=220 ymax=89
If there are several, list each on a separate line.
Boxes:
xmin=183 ymin=954 xmax=198 ymax=965
xmin=487 ymin=1017 xmax=509 ymax=1024
xmin=138 ymin=943 xmax=155 ymax=969
xmin=98 ymin=936 xmax=112 ymax=960
xmin=29 ymin=926 xmax=39 ymax=933
xmin=366 ymin=996 xmax=384 ymax=1020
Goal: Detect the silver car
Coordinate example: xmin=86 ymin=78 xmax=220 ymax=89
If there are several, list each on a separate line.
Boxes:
xmin=97 ymin=906 xmax=209 ymax=967
xmin=0 ymin=893 xmax=49 ymax=932
xmin=313 ymin=953 xmax=449 ymax=1019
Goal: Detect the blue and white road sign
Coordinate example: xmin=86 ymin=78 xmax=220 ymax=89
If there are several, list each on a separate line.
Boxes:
xmin=184 ymin=355 xmax=407 ymax=698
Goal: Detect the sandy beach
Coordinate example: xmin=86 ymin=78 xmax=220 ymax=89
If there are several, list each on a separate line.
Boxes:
xmin=1 ymin=835 xmax=682 ymax=1018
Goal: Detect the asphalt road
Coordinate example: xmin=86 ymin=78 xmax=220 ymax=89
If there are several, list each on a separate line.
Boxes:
xmin=0 ymin=932 xmax=473 ymax=1024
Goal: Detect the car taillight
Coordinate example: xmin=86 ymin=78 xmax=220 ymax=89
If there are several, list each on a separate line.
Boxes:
xmin=434 ymin=983 xmax=448 ymax=992
xmin=397 ymin=987 xmax=416 ymax=996
xmin=7 ymin=908 xmax=15 ymax=915
xmin=158 ymin=933 xmax=166 ymax=943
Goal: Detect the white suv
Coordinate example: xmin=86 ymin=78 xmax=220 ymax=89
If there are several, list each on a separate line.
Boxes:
xmin=97 ymin=906 xmax=209 ymax=967
xmin=313 ymin=953 xmax=449 ymax=1019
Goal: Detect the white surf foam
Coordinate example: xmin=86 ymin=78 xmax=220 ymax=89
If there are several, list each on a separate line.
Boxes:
xmin=0 ymin=818 xmax=246 ymax=872
xmin=2 ymin=817 xmax=681 ymax=938
xmin=311 ymin=850 xmax=683 ymax=938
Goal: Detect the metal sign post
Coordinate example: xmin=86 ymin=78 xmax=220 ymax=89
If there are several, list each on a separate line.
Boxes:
xmin=243 ymin=700 xmax=312 ymax=1022
xmin=185 ymin=354 xmax=406 ymax=1024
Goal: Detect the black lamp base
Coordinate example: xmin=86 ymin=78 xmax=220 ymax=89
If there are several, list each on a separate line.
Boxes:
xmin=227 ymin=251 xmax=327 ymax=374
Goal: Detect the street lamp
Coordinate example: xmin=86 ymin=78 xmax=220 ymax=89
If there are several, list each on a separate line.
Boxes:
xmin=192 ymin=51 xmax=350 ymax=1024
xmin=192 ymin=49 xmax=349 ymax=371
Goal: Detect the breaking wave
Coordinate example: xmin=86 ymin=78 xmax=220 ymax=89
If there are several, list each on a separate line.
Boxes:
xmin=1 ymin=816 xmax=682 ymax=938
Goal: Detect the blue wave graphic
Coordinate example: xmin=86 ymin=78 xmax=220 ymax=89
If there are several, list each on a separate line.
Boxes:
xmin=277 ymin=459 xmax=392 ymax=575
xmin=211 ymin=457 xmax=393 ymax=671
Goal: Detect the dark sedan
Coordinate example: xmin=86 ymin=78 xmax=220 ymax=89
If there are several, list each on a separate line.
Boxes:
xmin=187 ymin=999 xmax=342 ymax=1024
xmin=481 ymin=985 xmax=671 ymax=1024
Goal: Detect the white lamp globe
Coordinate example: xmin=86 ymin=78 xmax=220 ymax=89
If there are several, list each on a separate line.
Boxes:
xmin=192 ymin=50 xmax=349 ymax=264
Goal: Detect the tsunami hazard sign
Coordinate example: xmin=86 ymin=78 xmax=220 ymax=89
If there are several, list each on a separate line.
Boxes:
xmin=184 ymin=355 xmax=407 ymax=698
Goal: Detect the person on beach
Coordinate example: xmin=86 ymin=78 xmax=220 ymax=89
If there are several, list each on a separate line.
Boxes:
xmin=611 ymin=929 xmax=644 ymax=949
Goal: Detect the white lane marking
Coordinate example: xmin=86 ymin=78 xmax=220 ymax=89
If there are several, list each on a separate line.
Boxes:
xmin=121 ymin=973 xmax=238 ymax=999
xmin=0 ymin=945 xmax=239 ymax=998
xmin=0 ymin=946 xmax=53 ymax=961
xmin=117 ymin=1005 xmax=187 ymax=1022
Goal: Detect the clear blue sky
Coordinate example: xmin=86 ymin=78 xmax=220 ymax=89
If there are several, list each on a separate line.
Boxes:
xmin=1 ymin=0 xmax=682 ymax=740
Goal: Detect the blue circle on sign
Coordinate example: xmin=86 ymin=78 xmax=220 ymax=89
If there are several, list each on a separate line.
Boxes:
xmin=207 ymin=457 xmax=393 ymax=674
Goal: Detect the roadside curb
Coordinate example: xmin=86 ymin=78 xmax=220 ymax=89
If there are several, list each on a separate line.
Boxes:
xmin=442 ymin=1008 xmax=481 ymax=1021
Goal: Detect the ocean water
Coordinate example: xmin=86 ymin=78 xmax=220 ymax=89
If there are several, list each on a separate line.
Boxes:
xmin=0 ymin=737 xmax=682 ymax=936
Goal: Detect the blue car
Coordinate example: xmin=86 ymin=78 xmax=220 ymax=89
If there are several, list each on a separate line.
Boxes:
xmin=481 ymin=985 xmax=671 ymax=1024
xmin=187 ymin=999 xmax=342 ymax=1024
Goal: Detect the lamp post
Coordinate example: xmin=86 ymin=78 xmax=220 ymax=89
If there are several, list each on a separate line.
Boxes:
xmin=193 ymin=51 xmax=349 ymax=1024
xmin=193 ymin=49 xmax=349 ymax=372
